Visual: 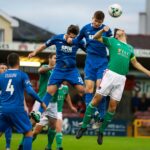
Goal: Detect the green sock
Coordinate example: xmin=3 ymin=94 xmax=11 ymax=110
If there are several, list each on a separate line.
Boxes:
xmin=82 ymin=103 xmax=96 ymax=128
xmin=19 ymin=135 xmax=24 ymax=145
xmin=47 ymin=128 xmax=56 ymax=149
xmin=99 ymin=111 xmax=115 ymax=133
xmin=56 ymin=132 xmax=63 ymax=148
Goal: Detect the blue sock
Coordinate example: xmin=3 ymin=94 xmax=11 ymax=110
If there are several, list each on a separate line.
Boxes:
xmin=23 ymin=136 xmax=32 ymax=150
xmin=39 ymin=92 xmax=52 ymax=112
xmin=97 ymin=96 xmax=107 ymax=119
xmin=5 ymin=127 xmax=12 ymax=149
xmin=85 ymin=93 xmax=93 ymax=107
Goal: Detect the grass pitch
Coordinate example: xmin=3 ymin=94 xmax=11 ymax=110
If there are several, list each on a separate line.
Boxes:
xmin=0 ymin=133 xmax=150 ymax=150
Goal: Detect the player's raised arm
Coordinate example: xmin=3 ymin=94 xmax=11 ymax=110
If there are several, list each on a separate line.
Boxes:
xmin=28 ymin=44 xmax=46 ymax=58
xmin=38 ymin=65 xmax=54 ymax=74
xmin=131 ymin=57 xmax=150 ymax=77
xmin=93 ymin=26 xmax=110 ymax=42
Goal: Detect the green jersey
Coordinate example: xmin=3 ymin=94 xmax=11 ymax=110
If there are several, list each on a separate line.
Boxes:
xmin=38 ymin=65 xmax=52 ymax=99
xmin=103 ymin=37 xmax=135 ymax=75
xmin=51 ymin=85 xmax=69 ymax=112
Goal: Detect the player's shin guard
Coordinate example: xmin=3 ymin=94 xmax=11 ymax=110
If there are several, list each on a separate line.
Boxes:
xmin=5 ymin=128 xmax=12 ymax=149
xmin=47 ymin=128 xmax=56 ymax=149
xmin=97 ymin=96 xmax=106 ymax=119
xmin=56 ymin=132 xmax=63 ymax=149
xmin=85 ymin=93 xmax=93 ymax=107
xmin=23 ymin=136 xmax=32 ymax=150
xmin=99 ymin=111 xmax=115 ymax=133
xmin=82 ymin=103 xmax=96 ymax=128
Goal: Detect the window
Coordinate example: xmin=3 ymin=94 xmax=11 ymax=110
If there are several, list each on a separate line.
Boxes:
xmin=0 ymin=29 xmax=4 ymax=42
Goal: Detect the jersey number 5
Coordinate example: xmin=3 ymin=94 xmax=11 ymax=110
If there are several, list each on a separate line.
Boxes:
xmin=6 ymin=79 xmax=14 ymax=95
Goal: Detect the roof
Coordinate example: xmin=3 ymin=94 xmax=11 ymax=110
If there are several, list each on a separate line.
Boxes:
xmin=0 ymin=9 xmax=19 ymax=27
xmin=12 ymin=17 xmax=55 ymax=43
xmin=127 ymin=34 xmax=150 ymax=49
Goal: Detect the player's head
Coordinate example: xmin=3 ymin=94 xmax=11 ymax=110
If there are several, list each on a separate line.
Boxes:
xmin=92 ymin=11 xmax=105 ymax=28
xmin=67 ymin=24 xmax=79 ymax=38
xmin=7 ymin=53 xmax=20 ymax=68
xmin=48 ymin=53 xmax=56 ymax=67
xmin=0 ymin=63 xmax=8 ymax=74
xmin=114 ymin=28 xmax=126 ymax=40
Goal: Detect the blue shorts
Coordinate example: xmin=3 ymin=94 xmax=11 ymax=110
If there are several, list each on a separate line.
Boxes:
xmin=84 ymin=54 xmax=108 ymax=81
xmin=48 ymin=68 xmax=84 ymax=86
xmin=0 ymin=111 xmax=32 ymax=133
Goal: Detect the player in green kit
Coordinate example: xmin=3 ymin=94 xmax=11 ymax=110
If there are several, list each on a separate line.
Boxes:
xmin=76 ymin=26 xmax=150 ymax=145
xmin=32 ymin=53 xmax=56 ymax=114
xmin=33 ymin=84 xmax=77 ymax=150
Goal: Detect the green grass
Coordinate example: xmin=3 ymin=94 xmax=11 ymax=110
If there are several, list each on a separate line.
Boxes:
xmin=0 ymin=133 xmax=150 ymax=150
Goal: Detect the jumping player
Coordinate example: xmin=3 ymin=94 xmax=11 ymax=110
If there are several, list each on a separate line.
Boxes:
xmin=67 ymin=11 xmax=112 ymax=123
xmin=28 ymin=24 xmax=85 ymax=110
xmin=76 ymin=26 xmax=150 ymax=145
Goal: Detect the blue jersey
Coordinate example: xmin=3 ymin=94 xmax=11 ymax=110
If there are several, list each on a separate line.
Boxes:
xmin=0 ymin=69 xmax=42 ymax=112
xmin=73 ymin=23 xmax=112 ymax=57
xmin=45 ymin=34 xmax=85 ymax=70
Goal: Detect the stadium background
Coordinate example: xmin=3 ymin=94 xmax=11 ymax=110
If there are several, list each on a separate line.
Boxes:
xmin=0 ymin=0 xmax=150 ymax=143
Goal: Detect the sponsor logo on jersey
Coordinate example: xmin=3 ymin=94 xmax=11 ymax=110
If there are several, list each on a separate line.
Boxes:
xmin=61 ymin=45 xmax=72 ymax=53
xmin=118 ymin=48 xmax=129 ymax=58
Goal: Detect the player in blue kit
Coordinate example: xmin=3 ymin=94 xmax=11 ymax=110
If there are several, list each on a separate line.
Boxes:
xmin=67 ymin=11 xmax=112 ymax=124
xmin=0 ymin=53 xmax=46 ymax=150
xmin=28 ymin=25 xmax=85 ymax=108
xmin=0 ymin=63 xmax=12 ymax=150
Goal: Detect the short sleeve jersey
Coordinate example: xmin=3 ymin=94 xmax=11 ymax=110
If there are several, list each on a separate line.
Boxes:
xmin=102 ymin=37 xmax=135 ymax=75
xmin=0 ymin=69 xmax=32 ymax=112
xmin=45 ymin=34 xmax=85 ymax=70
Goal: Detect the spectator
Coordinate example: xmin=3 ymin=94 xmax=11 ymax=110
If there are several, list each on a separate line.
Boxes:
xmin=138 ymin=93 xmax=149 ymax=111
xmin=131 ymin=91 xmax=140 ymax=113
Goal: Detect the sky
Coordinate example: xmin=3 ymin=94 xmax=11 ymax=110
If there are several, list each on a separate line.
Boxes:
xmin=0 ymin=0 xmax=146 ymax=34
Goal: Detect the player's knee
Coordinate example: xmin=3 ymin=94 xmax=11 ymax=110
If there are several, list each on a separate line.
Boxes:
xmin=49 ymin=124 xmax=56 ymax=130
xmin=49 ymin=118 xmax=57 ymax=129
xmin=85 ymin=85 xmax=94 ymax=93
xmin=91 ymin=93 xmax=102 ymax=106
xmin=47 ymin=85 xmax=57 ymax=95
xmin=33 ymin=125 xmax=43 ymax=135
xmin=56 ymin=127 xmax=62 ymax=132
xmin=78 ymin=89 xmax=85 ymax=96
xmin=47 ymin=90 xmax=55 ymax=96
xmin=108 ymin=102 xmax=117 ymax=112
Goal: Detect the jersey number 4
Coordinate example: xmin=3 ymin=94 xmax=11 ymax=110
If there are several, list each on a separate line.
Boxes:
xmin=6 ymin=79 xmax=14 ymax=95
